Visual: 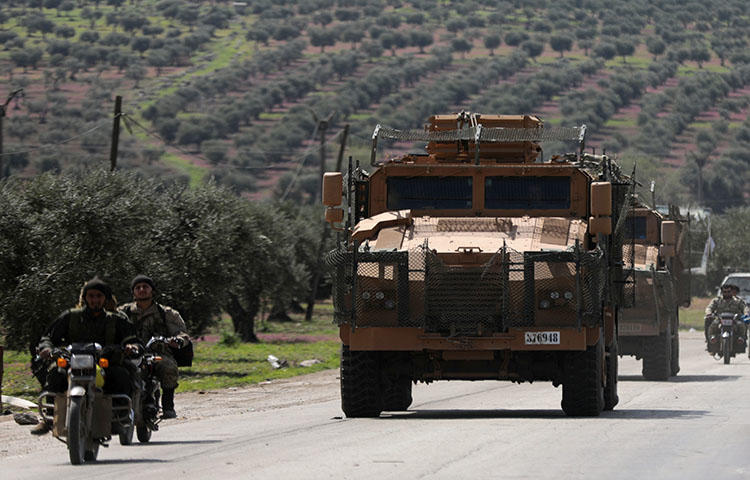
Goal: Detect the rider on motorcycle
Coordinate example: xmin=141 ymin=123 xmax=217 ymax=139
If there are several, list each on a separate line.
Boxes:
xmin=705 ymin=283 xmax=748 ymax=351
xmin=31 ymin=277 xmax=139 ymax=435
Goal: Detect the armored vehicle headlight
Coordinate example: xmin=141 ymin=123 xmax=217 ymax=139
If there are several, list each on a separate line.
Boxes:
xmin=384 ymin=299 xmax=395 ymax=310
xmin=375 ymin=291 xmax=385 ymax=300
xmin=550 ymin=291 xmax=560 ymax=299
xmin=564 ymin=291 xmax=574 ymax=300
xmin=540 ymin=299 xmax=551 ymax=309
xmin=71 ymin=354 xmax=94 ymax=369
xmin=361 ymin=291 xmax=371 ymax=300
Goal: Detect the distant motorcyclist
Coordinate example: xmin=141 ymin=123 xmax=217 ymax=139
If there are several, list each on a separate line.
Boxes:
xmin=705 ymin=283 xmax=748 ymax=347
xmin=31 ymin=277 xmax=138 ymax=435
xmin=118 ymin=275 xmax=190 ymax=419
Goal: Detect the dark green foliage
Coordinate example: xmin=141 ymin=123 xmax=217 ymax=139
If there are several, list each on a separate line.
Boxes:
xmin=0 ymin=171 xmax=320 ymax=348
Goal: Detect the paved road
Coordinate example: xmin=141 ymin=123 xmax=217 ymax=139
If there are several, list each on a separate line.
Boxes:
xmin=3 ymin=330 xmax=750 ymax=479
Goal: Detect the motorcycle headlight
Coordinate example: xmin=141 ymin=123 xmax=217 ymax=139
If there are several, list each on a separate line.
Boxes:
xmin=549 ymin=291 xmax=560 ymax=299
xmin=71 ymin=354 xmax=95 ymax=369
xmin=540 ymin=299 xmax=551 ymax=309
xmin=564 ymin=291 xmax=574 ymax=300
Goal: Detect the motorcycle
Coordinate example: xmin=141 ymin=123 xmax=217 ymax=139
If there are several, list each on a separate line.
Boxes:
xmin=129 ymin=337 xmax=165 ymax=443
xmin=708 ymin=313 xmax=746 ymax=364
xmin=37 ymin=343 xmax=133 ymax=465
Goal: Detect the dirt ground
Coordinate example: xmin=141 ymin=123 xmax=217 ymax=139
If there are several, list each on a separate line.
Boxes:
xmin=0 ymin=368 xmax=340 ymax=459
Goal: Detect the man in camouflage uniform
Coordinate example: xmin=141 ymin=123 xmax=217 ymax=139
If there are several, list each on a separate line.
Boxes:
xmin=705 ymin=283 xmax=749 ymax=350
xmin=31 ymin=277 xmax=138 ymax=435
xmin=118 ymin=275 xmax=190 ymax=419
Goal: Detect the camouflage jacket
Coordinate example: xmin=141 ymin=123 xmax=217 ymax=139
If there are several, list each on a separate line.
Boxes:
xmin=38 ymin=306 xmax=137 ymax=352
xmin=118 ymin=302 xmax=189 ymax=345
xmin=705 ymin=296 xmax=749 ymax=317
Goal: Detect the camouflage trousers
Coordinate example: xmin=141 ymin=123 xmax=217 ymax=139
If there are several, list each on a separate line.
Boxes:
xmin=708 ymin=319 xmax=747 ymax=340
xmin=153 ymin=352 xmax=179 ymax=389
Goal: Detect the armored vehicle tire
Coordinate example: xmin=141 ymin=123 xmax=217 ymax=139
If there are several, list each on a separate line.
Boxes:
xmin=670 ymin=329 xmax=680 ymax=376
xmin=340 ymin=346 xmax=383 ymax=418
xmin=604 ymin=338 xmax=619 ymax=411
xmin=67 ymin=396 xmax=86 ymax=465
xmin=642 ymin=322 xmax=671 ymax=381
xmin=561 ymin=335 xmax=604 ymax=417
xmin=382 ymin=375 xmax=412 ymax=411
xmin=137 ymin=424 xmax=152 ymax=443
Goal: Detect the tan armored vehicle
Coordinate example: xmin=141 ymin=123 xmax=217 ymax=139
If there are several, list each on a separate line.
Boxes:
xmin=619 ymin=200 xmax=690 ymax=380
xmin=323 ymin=113 xmax=629 ymax=417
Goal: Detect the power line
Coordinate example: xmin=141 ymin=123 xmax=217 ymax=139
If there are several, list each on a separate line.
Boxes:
xmin=0 ymin=121 xmax=109 ymax=157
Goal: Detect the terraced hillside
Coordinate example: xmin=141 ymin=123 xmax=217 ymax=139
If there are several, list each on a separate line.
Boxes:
xmin=1 ymin=0 xmax=749 ymax=210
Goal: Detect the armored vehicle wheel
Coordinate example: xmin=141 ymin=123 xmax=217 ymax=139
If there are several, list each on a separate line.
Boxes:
xmin=670 ymin=329 xmax=680 ymax=376
xmin=137 ymin=424 xmax=152 ymax=443
xmin=382 ymin=375 xmax=412 ymax=411
xmin=340 ymin=345 xmax=383 ymax=418
xmin=561 ymin=335 xmax=604 ymax=417
xmin=604 ymin=337 xmax=619 ymax=411
xmin=642 ymin=322 xmax=671 ymax=380
xmin=67 ymin=396 xmax=86 ymax=465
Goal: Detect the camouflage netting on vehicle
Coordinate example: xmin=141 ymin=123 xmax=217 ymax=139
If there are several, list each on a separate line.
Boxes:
xmin=326 ymin=244 xmax=608 ymax=335
xmin=374 ymin=125 xmax=585 ymax=143
xmin=622 ymin=268 xmax=676 ymax=324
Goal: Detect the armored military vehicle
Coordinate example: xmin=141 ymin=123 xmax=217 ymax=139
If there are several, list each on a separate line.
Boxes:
xmin=323 ymin=113 xmax=630 ymax=417
xmin=619 ymin=201 xmax=690 ymax=380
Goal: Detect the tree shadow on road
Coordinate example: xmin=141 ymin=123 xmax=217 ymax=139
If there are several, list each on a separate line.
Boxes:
xmin=601 ymin=409 xmax=708 ymax=419
xmin=618 ymin=374 xmax=739 ymax=382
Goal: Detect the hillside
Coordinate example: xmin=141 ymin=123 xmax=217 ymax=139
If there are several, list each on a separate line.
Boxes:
xmin=1 ymin=0 xmax=749 ymax=210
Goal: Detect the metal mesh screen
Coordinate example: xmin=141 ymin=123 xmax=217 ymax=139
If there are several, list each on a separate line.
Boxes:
xmin=621 ymin=268 xmax=676 ymax=324
xmin=327 ymin=244 xmax=608 ymax=334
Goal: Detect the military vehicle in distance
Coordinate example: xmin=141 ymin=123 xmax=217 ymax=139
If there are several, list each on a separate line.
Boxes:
xmin=323 ymin=113 xmax=630 ymax=417
xmin=618 ymin=200 xmax=690 ymax=380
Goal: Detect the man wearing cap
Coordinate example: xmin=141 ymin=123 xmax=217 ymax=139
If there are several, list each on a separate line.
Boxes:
xmin=705 ymin=283 xmax=749 ymax=350
xmin=31 ymin=276 xmax=138 ymax=435
xmin=118 ymin=274 xmax=189 ymax=419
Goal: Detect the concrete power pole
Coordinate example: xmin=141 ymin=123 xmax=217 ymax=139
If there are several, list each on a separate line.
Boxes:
xmin=0 ymin=89 xmax=24 ymax=178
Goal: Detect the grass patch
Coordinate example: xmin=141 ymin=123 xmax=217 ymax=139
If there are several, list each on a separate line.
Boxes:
xmin=2 ymin=302 xmax=340 ymax=401
xmin=178 ymin=340 xmax=339 ymax=392
xmin=605 ymin=118 xmax=638 ymax=127
xmin=679 ymin=297 xmax=711 ymax=330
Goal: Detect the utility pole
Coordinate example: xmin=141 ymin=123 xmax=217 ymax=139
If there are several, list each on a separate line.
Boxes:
xmin=109 ymin=95 xmax=122 ymax=171
xmin=305 ymin=120 xmax=346 ymax=322
xmin=0 ymin=88 xmax=24 ymax=179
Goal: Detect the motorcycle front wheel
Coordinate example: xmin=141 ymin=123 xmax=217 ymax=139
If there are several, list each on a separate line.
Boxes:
xmin=723 ymin=337 xmax=732 ymax=364
xmin=67 ymin=396 xmax=86 ymax=465
xmin=136 ymin=424 xmax=152 ymax=443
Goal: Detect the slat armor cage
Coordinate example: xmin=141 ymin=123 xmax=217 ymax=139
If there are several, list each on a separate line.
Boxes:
xmin=326 ymin=244 xmax=607 ymax=335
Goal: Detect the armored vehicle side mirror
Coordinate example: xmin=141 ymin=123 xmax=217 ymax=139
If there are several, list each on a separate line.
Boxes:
xmin=590 ymin=182 xmax=612 ymax=216
xmin=322 ymin=172 xmax=343 ymax=207
xmin=589 ymin=182 xmax=612 ymax=236
xmin=589 ymin=216 xmax=612 ymax=235
xmin=322 ymin=172 xmax=344 ymax=230
xmin=660 ymin=221 xmax=677 ymax=257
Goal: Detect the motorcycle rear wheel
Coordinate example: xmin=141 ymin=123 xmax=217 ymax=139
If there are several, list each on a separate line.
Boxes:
xmin=67 ymin=396 xmax=86 ymax=465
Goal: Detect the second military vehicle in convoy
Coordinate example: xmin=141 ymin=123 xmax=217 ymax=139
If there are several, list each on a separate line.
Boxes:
xmin=324 ymin=113 xmax=630 ymax=417
xmin=618 ymin=200 xmax=690 ymax=379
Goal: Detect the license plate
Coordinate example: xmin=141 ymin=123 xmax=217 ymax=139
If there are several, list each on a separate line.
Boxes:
xmin=525 ymin=331 xmax=561 ymax=345
xmin=721 ymin=319 xmax=734 ymax=326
